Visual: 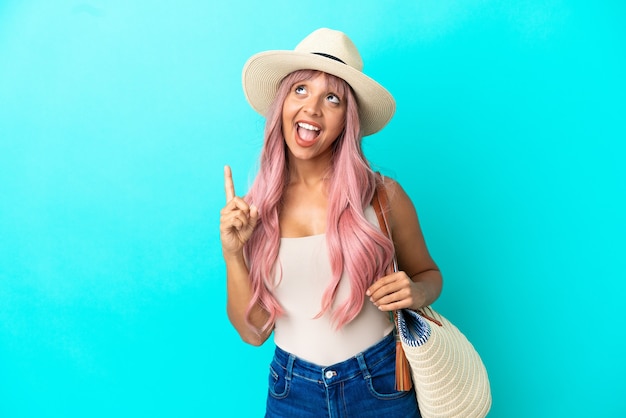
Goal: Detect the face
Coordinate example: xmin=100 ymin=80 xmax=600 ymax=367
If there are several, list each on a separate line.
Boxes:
xmin=281 ymin=72 xmax=347 ymax=164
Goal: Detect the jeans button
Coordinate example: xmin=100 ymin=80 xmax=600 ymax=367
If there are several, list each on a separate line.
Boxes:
xmin=325 ymin=370 xmax=336 ymax=379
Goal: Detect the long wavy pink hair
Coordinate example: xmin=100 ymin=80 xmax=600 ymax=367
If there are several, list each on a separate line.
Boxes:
xmin=244 ymin=70 xmax=394 ymax=332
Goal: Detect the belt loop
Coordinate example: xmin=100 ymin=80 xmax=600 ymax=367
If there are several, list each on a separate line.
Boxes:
xmin=356 ymin=353 xmax=371 ymax=380
xmin=285 ymin=354 xmax=296 ymax=382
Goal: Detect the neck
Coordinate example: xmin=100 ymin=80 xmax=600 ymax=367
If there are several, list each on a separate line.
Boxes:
xmin=287 ymin=156 xmax=332 ymax=187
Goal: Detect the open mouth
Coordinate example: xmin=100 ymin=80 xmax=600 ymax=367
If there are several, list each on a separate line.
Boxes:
xmin=296 ymin=122 xmax=321 ymax=142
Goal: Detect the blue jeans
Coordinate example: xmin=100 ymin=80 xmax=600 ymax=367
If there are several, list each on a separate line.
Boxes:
xmin=265 ymin=333 xmax=421 ymax=418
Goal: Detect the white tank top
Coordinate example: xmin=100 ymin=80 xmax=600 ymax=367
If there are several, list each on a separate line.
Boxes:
xmin=272 ymin=206 xmax=394 ymax=366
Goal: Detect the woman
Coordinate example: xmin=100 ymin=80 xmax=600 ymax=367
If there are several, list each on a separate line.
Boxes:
xmin=220 ymin=28 xmax=442 ymax=417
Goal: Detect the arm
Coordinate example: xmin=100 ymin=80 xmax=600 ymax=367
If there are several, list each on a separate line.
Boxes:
xmin=221 ymin=165 xmax=273 ymax=346
xmin=367 ymin=178 xmax=443 ymax=311
xmin=223 ymin=252 xmax=273 ymax=346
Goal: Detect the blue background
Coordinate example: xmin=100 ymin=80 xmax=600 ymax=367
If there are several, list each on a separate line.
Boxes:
xmin=1 ymin=1 xmax=624 ymax=417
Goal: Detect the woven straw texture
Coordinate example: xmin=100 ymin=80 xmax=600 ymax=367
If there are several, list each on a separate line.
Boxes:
xmin=397 ymin=307 xmax=492 ymax=418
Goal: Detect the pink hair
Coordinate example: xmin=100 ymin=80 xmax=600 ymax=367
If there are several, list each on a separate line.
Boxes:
xmin=244 ymin=70 xmax=394 ymax=332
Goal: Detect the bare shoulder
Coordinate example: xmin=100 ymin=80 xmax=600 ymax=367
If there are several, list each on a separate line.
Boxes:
xmin=380 ymin=175 xmax=438 ymax=277
xmin=380 ymin=176 xmax=418 ymax=230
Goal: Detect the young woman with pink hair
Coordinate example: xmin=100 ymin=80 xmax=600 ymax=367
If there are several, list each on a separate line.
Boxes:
xmin=220 ymin=28 xmax=442 ymax=417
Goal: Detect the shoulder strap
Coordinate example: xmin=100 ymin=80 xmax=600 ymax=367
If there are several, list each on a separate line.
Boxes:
xmin=372 ymin=174 xmax=398 ymax=274
xmin=373 ymin=173 xmax=414 ymax=391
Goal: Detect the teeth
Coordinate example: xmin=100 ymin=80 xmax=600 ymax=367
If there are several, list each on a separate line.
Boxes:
xmin=297 ymin=122 xmax=320 ymax=131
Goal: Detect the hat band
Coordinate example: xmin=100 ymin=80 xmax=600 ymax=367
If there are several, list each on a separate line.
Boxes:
xmin=312 ymin=52 xmax=346 ymax=65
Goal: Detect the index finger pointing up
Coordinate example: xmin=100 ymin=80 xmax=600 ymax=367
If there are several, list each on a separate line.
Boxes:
xmin=224 ymin=165 xmax=235 ymax=202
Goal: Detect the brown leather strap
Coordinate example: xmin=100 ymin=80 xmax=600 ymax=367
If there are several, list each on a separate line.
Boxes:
xmin=372 ymin=173 xmax=413 ymax=391
xmin=372 ymin=176 xmax=397 ymax=274
xmin=372 ymin=181 xmax=388 ymax=238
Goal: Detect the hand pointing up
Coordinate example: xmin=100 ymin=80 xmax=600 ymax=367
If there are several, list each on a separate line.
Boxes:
xmin=220 ymin=165 xmax=259 ymax=256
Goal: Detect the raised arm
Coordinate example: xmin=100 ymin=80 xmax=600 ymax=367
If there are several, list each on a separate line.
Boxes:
xmin=220 ymin=165 xmax=272 ymax=345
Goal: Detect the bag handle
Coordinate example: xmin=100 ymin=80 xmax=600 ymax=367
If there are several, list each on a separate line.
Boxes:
xmin=372 ymin=174 xmax=413 ymax=391
xmin=372 ymin=177 xmax=398 ymax=274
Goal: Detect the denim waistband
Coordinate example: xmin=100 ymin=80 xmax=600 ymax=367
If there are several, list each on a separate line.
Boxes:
xmin=272 ymin=332 xmax=395 ymax=387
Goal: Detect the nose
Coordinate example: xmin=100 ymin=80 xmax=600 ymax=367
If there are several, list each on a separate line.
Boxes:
xmin=303 ymin=96 xmax=322 ymax=116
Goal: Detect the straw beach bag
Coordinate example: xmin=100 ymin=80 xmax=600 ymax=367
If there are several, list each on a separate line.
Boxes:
xmin=372 ymin=178 xmax=492 ymax=418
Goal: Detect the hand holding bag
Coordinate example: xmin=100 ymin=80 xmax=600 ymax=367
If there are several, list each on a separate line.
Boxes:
xmin=372 ymin=178 xmax=492 ymax=418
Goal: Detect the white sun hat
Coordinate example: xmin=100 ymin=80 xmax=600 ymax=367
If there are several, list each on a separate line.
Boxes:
xmin=242 ymin=28 xmax=396 ymax=137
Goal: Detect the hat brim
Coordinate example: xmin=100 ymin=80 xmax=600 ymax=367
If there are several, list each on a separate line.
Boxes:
xmin=242 ymin=51 xmax=395 ymax=137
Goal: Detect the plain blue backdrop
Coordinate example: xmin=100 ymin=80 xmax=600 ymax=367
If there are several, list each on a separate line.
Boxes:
xmin=1 ymin=1 xmax=624 ymax=417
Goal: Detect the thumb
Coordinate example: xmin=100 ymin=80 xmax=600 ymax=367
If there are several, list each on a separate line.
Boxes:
xmin=249 ymin=204 xmax=260 ymax=229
